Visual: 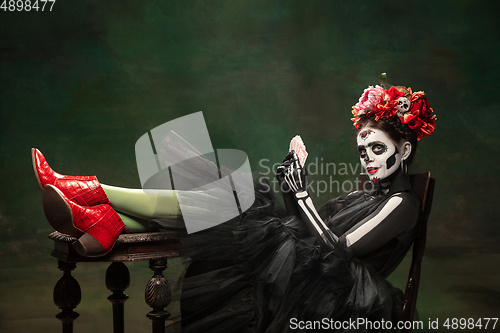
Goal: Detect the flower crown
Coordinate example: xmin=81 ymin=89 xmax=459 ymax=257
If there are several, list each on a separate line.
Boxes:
xmin=351 ymin=74 xmax=437 ymax=140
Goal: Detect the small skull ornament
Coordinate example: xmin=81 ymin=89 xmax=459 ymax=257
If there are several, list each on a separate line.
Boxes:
xmin=396 ymin=97 xmax=410 ymax=116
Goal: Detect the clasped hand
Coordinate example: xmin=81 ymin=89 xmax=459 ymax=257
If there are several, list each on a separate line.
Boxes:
xmin=276 ymin=151 xmax=308 ymax=193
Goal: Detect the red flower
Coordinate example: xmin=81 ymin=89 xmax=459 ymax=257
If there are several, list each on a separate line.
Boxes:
xmin=409 ymin=91 xmax=425 ymax=102
xmin=401 ymin=112 xmax=418 ymax=124
xmin=409 ymin=95 xmax=431 ymax=117
xmin=375 ymin=100 xmax=398 ymax=120
xmin=400 ymin=96 xmax=437 ymax=140
xmin=406 ymin=115 xmax=425 ymax=130
xmin=385 ymin=87 xmax=405 ymax=102
xmin=418 ymin=115 xmax=436 ymax=140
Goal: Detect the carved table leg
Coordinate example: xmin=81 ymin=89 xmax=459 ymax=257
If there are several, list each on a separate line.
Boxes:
xmin=145 ymin=259 xmax=171 ymax=333
xmin=53 ymin=260 xmax=81 ymax=333
xmin=106 ymin=262 xmax=130 ymax=333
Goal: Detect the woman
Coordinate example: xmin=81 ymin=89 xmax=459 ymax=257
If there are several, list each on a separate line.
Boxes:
xmin=33 ymin=76 xmax=436 ymax=331
xmin=179 ymin=79 xmax=436 ymax=332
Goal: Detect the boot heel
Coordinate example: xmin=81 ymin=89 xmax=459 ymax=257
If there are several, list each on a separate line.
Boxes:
xmin=43 ymin=184 xmax=125 ymax=257
xmin=73 ymin=233 xmax=106 ymax=257
xmin=43 ymin=185 xmax=83 ymax=237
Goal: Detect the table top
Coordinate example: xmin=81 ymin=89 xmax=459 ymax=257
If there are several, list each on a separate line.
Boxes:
xmin=49 ymin=230 xmax=187 ymax=263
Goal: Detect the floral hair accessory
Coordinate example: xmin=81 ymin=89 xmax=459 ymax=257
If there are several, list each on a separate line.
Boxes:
xmin=351 ymin=73 xmax=437 ymax=140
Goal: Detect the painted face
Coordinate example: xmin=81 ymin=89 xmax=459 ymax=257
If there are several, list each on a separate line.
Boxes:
xmin=357 ymin=127 xmax=403 ymax=182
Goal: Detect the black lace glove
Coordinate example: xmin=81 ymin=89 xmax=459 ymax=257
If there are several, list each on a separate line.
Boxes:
xmin=276 ymin=150 xmax=308 ymax=194
xmin=276 ymin=151 xmax=338 ymax=248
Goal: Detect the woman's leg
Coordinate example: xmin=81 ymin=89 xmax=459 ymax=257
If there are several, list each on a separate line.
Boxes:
xmin=116 ymin=212 xmax=157 ymax=232
xmin=102 ymin=184 xmax=182 ymax=220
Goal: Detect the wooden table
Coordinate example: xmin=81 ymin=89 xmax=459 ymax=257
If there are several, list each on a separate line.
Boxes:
xmin=49 ymin=230 xmax=186 ymax=333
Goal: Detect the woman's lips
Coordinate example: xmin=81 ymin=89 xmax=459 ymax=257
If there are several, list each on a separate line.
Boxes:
xmin=367 ymin=167 xmax=380 ymax=174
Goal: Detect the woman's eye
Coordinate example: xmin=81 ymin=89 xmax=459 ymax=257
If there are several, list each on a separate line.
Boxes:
xmin=359 ymin=149 xmax=366 ymax=158
xmin=372 ymin=145 xmax=386 ymax=154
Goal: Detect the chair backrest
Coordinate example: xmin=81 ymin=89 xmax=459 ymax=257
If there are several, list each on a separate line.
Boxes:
xmin=357 ymin=172 xmax=435 ymax=332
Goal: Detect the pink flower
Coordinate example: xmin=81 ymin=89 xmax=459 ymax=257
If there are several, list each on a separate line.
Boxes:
xmin=353 ymin=85 xmax=385 ymax=114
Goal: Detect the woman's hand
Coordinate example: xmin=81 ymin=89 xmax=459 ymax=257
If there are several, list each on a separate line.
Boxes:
xmin=276 ymin=151 xmax=308 ymax=193
xmin=276 ymin=151 xmax=338 ymax=248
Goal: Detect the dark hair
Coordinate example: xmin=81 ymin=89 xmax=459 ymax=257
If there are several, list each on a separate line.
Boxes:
xmin=357 ymin=117 xmax=418 ymax=166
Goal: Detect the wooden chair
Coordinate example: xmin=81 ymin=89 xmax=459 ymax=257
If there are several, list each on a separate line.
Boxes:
xmin=358 ymin=172 xmax=435 ymax=332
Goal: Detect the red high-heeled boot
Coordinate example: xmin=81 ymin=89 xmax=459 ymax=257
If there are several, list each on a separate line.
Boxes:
xmin=32 ymin=148 xmax=109 ymax=206
xmin=43 ymin=184 xmax=125 ymax=257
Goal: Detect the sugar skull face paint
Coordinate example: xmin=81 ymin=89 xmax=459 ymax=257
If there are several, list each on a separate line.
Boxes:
xmin=357 ymin=127 xmax=404 ymax=182
xmin=359 ymin=129 xmax=374 ymax=141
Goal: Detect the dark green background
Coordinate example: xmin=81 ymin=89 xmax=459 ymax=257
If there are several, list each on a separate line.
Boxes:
xmin=1 ymin=1 xmax=499 ymax=332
